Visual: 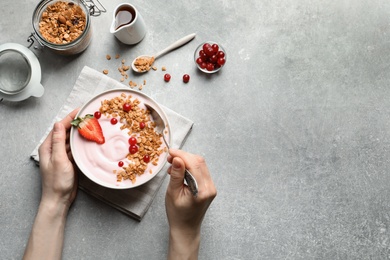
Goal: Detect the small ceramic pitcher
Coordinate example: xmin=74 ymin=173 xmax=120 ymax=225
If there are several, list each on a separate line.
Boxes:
xmin=110 ymin=3 xmax=146 ymax=45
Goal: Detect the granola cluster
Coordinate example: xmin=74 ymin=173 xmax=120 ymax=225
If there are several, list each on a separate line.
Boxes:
xmin=39 ymin=1 xmax=86 ymax=44
xmin=99 ymin=93 xmax=165 ymax=183
xmin=134 ymin=56 xmax=155 ymax=72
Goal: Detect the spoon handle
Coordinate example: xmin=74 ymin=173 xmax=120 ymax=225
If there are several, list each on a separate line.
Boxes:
xmin=184 ymin=169 xmax=199 ymax=197
xmin=154 ymin=33 xmax=196 ymax=59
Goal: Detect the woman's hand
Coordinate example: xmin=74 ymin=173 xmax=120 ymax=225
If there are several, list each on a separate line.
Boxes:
xmin=165 ymin=149 xmax=217 ymax=260
xmin=23 ymin=108 xmax=79 ymax=260
xmin=38 ymin=108 xmax=79 ymax=208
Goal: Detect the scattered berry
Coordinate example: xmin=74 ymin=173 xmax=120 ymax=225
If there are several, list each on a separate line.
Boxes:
xmin=118 ymin=161 xmax=124 ymax=167
xmin=139 ymin=121 xmax=146 ymax=129
xmin=183 ymin=74 xmax=190 ymax=83
xmin=164 ymin=73 xmax=171 ymax=82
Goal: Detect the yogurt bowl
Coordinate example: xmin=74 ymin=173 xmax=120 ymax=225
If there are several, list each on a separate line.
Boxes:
xmin=70 ymin=88 xmax=171 ymax=189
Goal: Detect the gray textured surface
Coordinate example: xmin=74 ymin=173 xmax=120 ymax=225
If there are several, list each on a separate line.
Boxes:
xmin=1 ymin=0 xmax=390 ymax=259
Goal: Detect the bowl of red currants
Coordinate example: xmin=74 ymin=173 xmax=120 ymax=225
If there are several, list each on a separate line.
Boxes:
xmin=194 ymin=42 xmax=226 ymax=73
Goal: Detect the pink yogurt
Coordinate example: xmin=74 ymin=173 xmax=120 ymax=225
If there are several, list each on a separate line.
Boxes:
xmin=71 ymin=89 xmax=170 ymax=189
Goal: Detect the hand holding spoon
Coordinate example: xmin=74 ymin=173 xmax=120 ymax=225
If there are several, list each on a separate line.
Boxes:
xmin=131 ymin=33 xmax=196 ymax=73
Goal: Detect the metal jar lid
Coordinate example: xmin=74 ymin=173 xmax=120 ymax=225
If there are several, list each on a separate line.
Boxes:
xmin=0 ymin=43 xmax=44 ymax=102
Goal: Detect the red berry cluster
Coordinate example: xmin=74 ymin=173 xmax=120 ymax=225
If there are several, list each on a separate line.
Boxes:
xmin=196 ymin=43 xmax=226 ymax=71
xmin=127 ymin=136 xmax=150 ymax=163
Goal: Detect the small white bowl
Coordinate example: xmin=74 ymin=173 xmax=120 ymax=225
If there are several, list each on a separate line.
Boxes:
xmin=194 ymin=41 xmax=226 ymax=74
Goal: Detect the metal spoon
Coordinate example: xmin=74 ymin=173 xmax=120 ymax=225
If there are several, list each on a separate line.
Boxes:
xmin=145 ymin=103 xmax=199 ymax=197
xmin=131 ymin=33 xmax=196 ymax=73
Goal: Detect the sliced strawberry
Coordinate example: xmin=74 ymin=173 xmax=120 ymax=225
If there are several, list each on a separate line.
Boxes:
xmin=71 ymin=114 xmax=105 ymax=144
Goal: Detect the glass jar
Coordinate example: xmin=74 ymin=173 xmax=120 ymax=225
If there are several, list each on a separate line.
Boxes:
xmin=31 ymin=0 xmax=92 ymax=55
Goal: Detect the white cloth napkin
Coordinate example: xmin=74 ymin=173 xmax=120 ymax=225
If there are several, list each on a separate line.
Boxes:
xmin=30 ymin=66 xmax=194 ymax=221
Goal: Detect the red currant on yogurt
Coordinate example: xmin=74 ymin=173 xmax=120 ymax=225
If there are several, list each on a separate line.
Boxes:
xmin=111 ymin=118 xmax=118 ymax=125
xmin=118 ymin=161 xmax=124 ymax=167
xmin=128 ymin=136 xmax=137 ymax=146
xmin=129 ymin=145 xmax=138 ymax=154
xmin=143 ymin=155 xmax=150 ymax=163
xmin=164 ymin=73 xmax=171 ymax=82
xmin=94 ymin=111 xmax=101 ymax=119
xmin=123 ymin=103 xmax=131 ymax=112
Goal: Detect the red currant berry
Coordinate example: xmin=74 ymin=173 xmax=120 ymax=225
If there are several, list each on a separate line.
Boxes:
xmin=200 ymin=62 xmax=207 ymax=69
xmin=196 ymin=57 xmax=203 ymax=65
xmin=111 ymin=118 xmax=118 ymax=125
xmin=118 ymin=161 xmax=124 ymax=167
xmin=143 ymin=155 xmax=150 ymax=163
xmin=212 ymin=43 xmax=219 ymax=53
xmin=123 ymin=103 xmax=131 ymax=112
xmin=206 ymin=63 xmax=214 ymax=71
xmin=204 ymin=47 xmax=214 ymax=57
xmin=128 ymin=136 xmax=137 ymax=146
xmin=203 ymin=43 xmax=211 ymax=52
xmin=210 ymin=54 xmax=218 ymax=63
xmin=199 ymin=50 xmax=208 ymax=59
xmin=217 ymin=57 xmax=226 ymax=66
xmin=183 ymin=74 xmax=190 ymax=83
xmin=217 ymin=51 xmax=225 ymax=58
xmin=129 ymin=145 xmax=138 ymax=154
xmin=139 ymin=121 xmax=146 ymax=129
xmin=164 ymin=73 xmax=171 ymax=82
xmin=94 ymin=111 xmax=101 ymax=119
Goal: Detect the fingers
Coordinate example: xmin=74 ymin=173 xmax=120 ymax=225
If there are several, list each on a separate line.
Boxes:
xmin=167 ymin=149 xmax=216 ymax=199
xmin=39 ymin=108 xmax=79 ymax=164
xmin=50 ymin=122 xmax=67 ymax=163
xmin=167 ymin=157 xmax=186 ymax=196
xmin=52 ymin=108 xmax=79 ymax=162
xmin=38 ymin=131 xmax=53 ymax=166
xmin=168 ymin=149 xmax=210 ymax=179
xmin=60 ymin=108 xmax=79 ymax=131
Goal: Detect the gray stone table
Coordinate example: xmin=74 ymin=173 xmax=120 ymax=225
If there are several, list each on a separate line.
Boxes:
xmin=1 ymin=0 xmax=390 ymax=259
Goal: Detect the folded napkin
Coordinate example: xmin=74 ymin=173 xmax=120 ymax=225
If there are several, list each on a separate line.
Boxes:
xmin=31 ymin=66 xmax=194 ymax=221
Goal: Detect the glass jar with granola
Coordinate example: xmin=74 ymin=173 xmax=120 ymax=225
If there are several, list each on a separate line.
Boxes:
xmin=32 ymin=0 xmax=92 ymax=55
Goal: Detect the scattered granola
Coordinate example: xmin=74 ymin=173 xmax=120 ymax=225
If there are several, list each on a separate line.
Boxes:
xmin=162 ymin=66 xmax=167 ymax=71
xmin=39 ymin=1 xmax=87 ymax=44
xmin=104 ymin=54 xmax=147 ymax=89
xmin=106 ymin=54 xmax=111 ymax=60
xmin=99 ymin=93 xmax=164 ymax=183
xmin=134 ymin=56 xmax=155 ymax=72
xmin=103 ymin=69 xmax=108 ymax=75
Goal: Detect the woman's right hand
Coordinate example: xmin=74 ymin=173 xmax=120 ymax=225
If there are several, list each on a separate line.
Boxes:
xmin=165 ymin=149 xmax=217 ymax=259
